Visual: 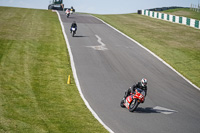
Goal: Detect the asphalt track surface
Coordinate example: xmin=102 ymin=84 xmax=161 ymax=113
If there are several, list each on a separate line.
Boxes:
xmin=58 ymin=12 xmax=200 ymax=133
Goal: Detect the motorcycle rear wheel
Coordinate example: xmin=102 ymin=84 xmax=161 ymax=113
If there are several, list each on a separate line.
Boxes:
xmin=129 ymin=99 xmax=139 ymax=112
xmin=72 ymin=32 xmax=75 ymax=37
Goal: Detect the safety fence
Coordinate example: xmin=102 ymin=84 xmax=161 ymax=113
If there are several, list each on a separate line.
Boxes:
xmin=190 ymin=4 xmax=200 ymax=13
xmin=141 ymin=10 xmax=200 ymax=29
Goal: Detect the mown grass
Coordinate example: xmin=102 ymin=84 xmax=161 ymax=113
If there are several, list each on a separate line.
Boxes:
xmin=0 ymin=7 xmax=108 ymax=133
xmin=161 ymin=8 xmax=200 ymax=20
xmin=93 ymin=12 xmax=200 ymax=88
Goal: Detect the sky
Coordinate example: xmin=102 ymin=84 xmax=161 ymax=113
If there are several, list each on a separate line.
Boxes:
xmin=0 ymin=0 xmax=199 ymax=14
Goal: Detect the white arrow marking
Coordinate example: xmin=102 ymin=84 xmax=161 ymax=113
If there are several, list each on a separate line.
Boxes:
xmin=153 ymin=106 xmax=178 ymax=115
xmin=87 ymin=35 xmax=108 ymax=51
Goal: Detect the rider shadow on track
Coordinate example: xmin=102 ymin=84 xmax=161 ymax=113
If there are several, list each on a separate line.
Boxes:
xmin=134 ymin=107 xmax=176 ymax=114
xmin=135 ymin=107 xmax=159 ymax=113
xmin=135 ymin=107 xmax=177 ymax=114
xmin=73 ymin=35 xmax=88 ymax=37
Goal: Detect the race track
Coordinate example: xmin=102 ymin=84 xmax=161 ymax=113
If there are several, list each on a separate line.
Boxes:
xmin=58 ymin=12 xmax=200 ymax=133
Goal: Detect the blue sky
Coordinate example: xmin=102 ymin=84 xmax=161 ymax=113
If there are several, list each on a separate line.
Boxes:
xmin=0 ymin=0 xmax=199 ymax=14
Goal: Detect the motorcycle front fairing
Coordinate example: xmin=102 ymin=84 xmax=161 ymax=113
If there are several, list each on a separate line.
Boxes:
xmin=133 ymin=89 xmax=145 ymax=102
xmin=124 ymin=95 xmax=133 ymax=109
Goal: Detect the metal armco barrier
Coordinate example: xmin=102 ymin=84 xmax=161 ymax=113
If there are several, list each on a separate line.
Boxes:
xmin=141 ymin=10 xmax=200 ymax=29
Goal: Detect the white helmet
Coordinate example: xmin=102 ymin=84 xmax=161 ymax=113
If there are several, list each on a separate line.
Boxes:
xmin=141 ymin=78 xmax=147 ymax=87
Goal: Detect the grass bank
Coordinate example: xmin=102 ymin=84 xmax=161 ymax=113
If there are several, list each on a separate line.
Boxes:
xmin=93 ymin=11 xmax=200 ymax=88
xmin=0 ymin=7 xmax=108 ymax=133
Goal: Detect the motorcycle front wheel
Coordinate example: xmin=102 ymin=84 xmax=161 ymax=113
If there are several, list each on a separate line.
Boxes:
xmin=129 ymin=99 xmax=139 ymax=112
xmin=120 ymin=99 xmax=125 ymax=108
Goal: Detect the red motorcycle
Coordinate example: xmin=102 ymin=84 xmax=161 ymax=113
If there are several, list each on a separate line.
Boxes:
xmin=120 ymin=88 xmax=145 ymax=112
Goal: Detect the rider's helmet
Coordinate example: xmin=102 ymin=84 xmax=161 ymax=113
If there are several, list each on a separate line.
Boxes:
xmin=141 ymin=78 xmax=147 ymax=87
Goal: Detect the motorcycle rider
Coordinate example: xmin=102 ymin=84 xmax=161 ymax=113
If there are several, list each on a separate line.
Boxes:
xmin=70 ymin=21 xmax=77 ymax=33
xmin=66 ymin=9 xmax=70 ymax=17
xmin=123 ymin=78 xmax=148 ymax=102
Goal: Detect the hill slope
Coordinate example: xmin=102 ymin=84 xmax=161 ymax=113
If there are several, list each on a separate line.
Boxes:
xmin=0 ymin=7 xmax=108 ymax=133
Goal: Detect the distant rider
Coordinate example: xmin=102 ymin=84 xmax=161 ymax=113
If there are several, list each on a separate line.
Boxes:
xmin=71 ymin=6 xmax=75 ymax=12
xmin=70 ymin=8 xmax=73 ymax=14
xmin=70 ymin=21 xmax=77 ymax=33
xmin=123 ymin=78 xmax=148 ymax=102
xmin=66 ymin=9 xmax=70 ymax=15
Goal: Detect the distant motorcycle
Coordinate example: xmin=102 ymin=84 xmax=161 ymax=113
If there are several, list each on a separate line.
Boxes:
xmin=71 ymin=27 xmax=76 ymax=37
xmin=65 ymin=9 xmax=70 ymax=18
xmin=120 ymin=88 xmax=145 ymax=112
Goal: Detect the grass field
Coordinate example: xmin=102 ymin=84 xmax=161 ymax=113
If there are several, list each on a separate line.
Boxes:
xmin=161 ymin=8 xmax=200 ymax=20
xmin=93 ymin=10 xmax=200 ymax=88
xmin=0 ymin=7 xmax=108 ymax=133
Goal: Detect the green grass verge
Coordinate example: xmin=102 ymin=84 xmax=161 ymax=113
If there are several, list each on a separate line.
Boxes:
xmin=0 ymin=7 xmax=108 ymax=133
xmin=93 ymin=12 xmax=200 ymax=88
xmin=161 ymin=8 xmax=200 ymax=20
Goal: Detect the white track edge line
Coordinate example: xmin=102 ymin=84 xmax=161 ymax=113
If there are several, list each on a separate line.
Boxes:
xmin=92 ymin=15 xmax=200 ymax=91
xmin=56 ymin=11 xmax=114 ymax=133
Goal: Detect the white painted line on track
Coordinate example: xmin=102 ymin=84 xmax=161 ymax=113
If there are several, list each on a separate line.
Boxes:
xmin=153 ymin=106 xmax=178 ymax=115
xmin=92 ymin=15 xmax=200 ymax=91
xmin=56 ymin=11 xmax=114 ymax=133
xmin=96 ymin=35 xmax=106 ymax=47
xmin=87 ymin=35 xmax=108 ymax=51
